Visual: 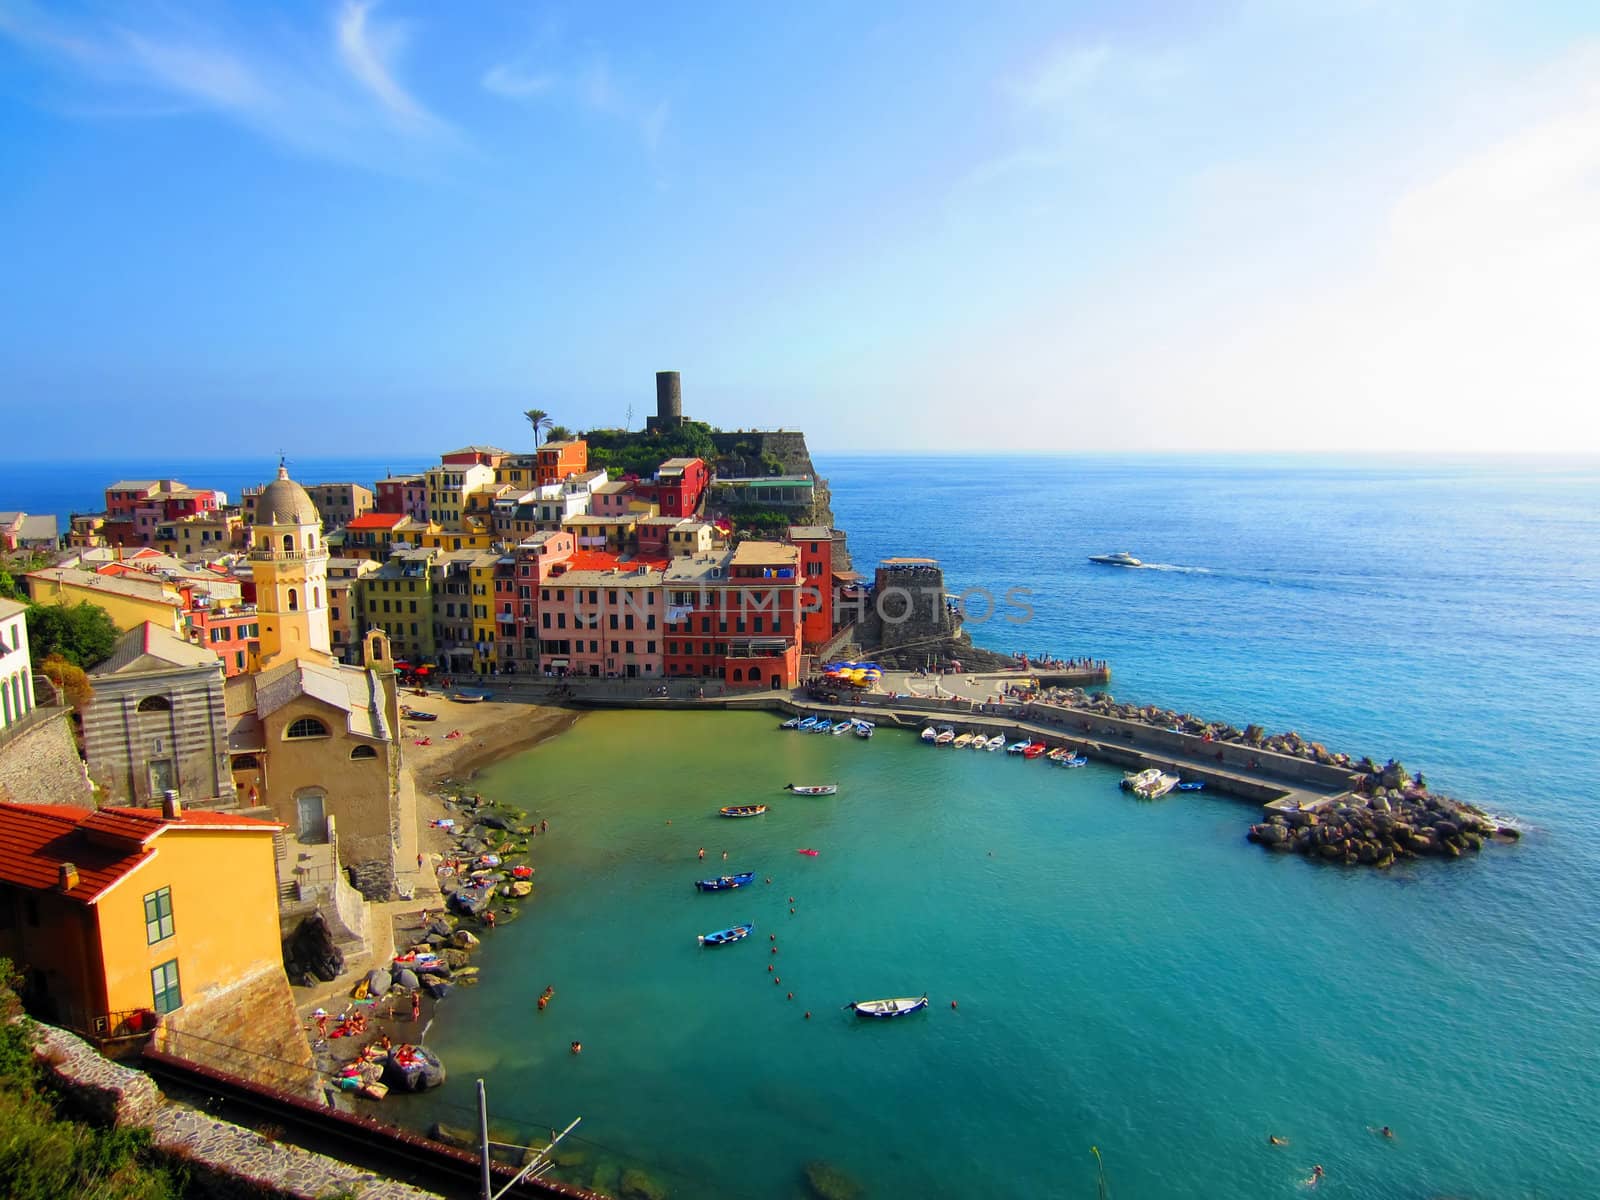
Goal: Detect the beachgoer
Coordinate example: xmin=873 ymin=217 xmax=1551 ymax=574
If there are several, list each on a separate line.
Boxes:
xmin=1380 ymin=1126 xmax=1393 ymax=1139
xmin=698 ymin=848 xmax=705 ymax=860
xmin=483 ymin=909 xmax=497 ymax=928
xmin=540 ymin=819 xmax=548 ymax=834
xmin=411 ymin=992 xmax=421 ymax=1022
xmin=570 ymin=1041 xmax=582 ymax=1054
xmin=538 ymin=995 xmax=547 ymax=1011
xmin=314 ymin=1009 xmax=328 ymax=1039
xmin=722 ymin=850 xmax=728 ymax=861
xmin=1307 ymin=1165 xmax=1324 ymax=1185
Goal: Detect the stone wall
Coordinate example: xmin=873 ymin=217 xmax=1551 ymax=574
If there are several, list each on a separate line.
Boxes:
xmin=154 ymin=962 xmax=320 ymax=1102
xmin=0 ymin=707 xmax=92 ymax=806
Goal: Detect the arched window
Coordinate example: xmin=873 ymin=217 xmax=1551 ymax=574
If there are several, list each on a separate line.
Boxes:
xmin=288 ymin=588 xmax=299 ymax=612
xmin=136 ymin=695 xmax=172 ymax=712
xmin=308 ymin=533 xmax=316 ymax=550
xmin=282 ymin=533 xmax=295 ymax=553
xmin=232 ymin=753 xmax=260 ymax=770
xmin=312 ymin=586 xmax=320 ymax=608
xmin=285 ymin=717 xmax=329 ymax=739
xmin=349 ymin=745 xmax=378 ymax=760
xmin=731 ymin=668 xmax=743 ymax=682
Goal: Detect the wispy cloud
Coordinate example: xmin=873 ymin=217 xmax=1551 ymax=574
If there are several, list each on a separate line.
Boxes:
xmin=0 ymin=0 xmax=453 ymax=169
xmin=1008 ymin=42 xmax=1111 ymax=109
xmin=481 ymin=62 xmax=555 ymax=99
xmin=334 ymin=0 xmax=441 ymax=134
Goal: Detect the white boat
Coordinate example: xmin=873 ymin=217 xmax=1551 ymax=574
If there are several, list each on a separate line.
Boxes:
xmin=984 ymin=734 xmax=1005 ymax=751
xmin=1088 ymin=551 xmax=1143 ymax=567
xmin=1005 ymin=740 xmax=1030 ymax=754
xmin=920 ymin=727 xmax=938 ymax=743
xmin=831 ymin=719 xmax=853 ymax=735
xmin=786 ymin=783 xmax=839 ymax=796
xmin=853 ymin=721 xmax=875 ymax=739
xmin=1121 ymin=768 xmax=1162 ymax=792
xmin=1133 ymin=772 xmax=1181 ymax=800
xmin=781 ymin=716 xmax=802 ymax=729
xmin=934 ymin=728 xmax=956 ymax=746
xmin=848 ymin=995 xmax=929 ymax=1019
xmin=951 ymin=733 xmax=974 ymax=749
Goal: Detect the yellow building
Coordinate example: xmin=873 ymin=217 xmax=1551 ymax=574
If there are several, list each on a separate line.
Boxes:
xmin=152 ymin=511 xmax=244 ymax=560
xmin=419 ymin=518 xmax=495 ymax=553
xmin=0 ymin=796 xmax=279 ymax=1035
xmin=24 ymin=565 xmax=184 ymax=633
xmin=250 ymin=461 xmax=332 ymax=668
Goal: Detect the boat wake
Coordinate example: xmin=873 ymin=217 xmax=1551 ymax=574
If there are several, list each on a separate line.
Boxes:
xmin=1136 ymin=562 xmax=1211 ymax=574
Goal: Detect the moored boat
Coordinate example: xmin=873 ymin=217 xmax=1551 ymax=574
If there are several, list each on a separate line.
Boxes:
xmin=797 ymin=716 xmax=819 ymax=731
xmin=780 ymin=716 xmax=802 ymax=729
xmin=811 ymin=719 xmax=834 ymax=734
xmin=854 ymin=721 xmax=875 ymax=739
xmin=695 ymin=871 xmax=756 ymax=891
xmin=951 ymin=732 xmax=974 ymax=749
xmin=849 ymin=995 xmax=929 ymax=1019
xmin=1047 ymin=747 xmax=1068 ymax=762
xmin=919 ymin=727 xmax=938 ymax=743
xmin=1057 ymin=754 xmax=1089 ymax=768
xmin=1023 ymin=742 xmax=1047 ymax=759
xmin=1121 ymin=768 xmax=1161 ymax=792
xmin=718 ymin=804 xmax=768 ymax=818
xmin=1177 ymin=780 xmax=1205 ymax=792
xmin=1005 ymin=740 xmax=1030 ymax=754
xmin=934 ymin=728 xmax=956 ymax=746
xmin=984 ymin=734 xmax=1006 ymax=751
xmin=1132 ymin=772 xmax=1180 ymax=800
xmin=785 ymin=783 xmax=838 ymax=795
xmin=831 ymin=719 xmax=853 ymax=735
xmin=699 ymin=922 xmax=755 ymax=946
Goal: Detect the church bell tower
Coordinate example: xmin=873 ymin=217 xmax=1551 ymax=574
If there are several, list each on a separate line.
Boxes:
xmin=251 ymin=460 xmax=331 ymax=667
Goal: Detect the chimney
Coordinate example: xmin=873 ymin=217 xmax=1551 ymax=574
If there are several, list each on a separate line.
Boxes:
xmin=59 ymin=863 xmax=80 ymax=893
xmin=162 ymin=789 xmax=182 ymax=820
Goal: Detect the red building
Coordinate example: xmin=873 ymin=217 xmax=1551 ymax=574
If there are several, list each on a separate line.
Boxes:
xmin=786 ymin=526 xmax=834 ymax=650
xmin=640 ymin=457 xmax=709 ymax=518
xmin=535 ymin=440 xmax=589 ymax=486
xmin=103 ymin=480 xmax=222 ymax=546
xmin=374 ymin=475 xmax=427 ymax=520
xmin=662 ymin=542 xmax=801 ymax=689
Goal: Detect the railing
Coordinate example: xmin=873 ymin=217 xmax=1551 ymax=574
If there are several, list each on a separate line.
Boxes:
xmin=246 ymin=546 xmax=330 ymax=562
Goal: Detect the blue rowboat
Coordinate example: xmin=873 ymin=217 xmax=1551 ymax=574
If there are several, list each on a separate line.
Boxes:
xmin=699 ymin=922 xmax=754 ymax=946
xmin=781 ymin=716 xmax=802 ymax=729
xmin=811 ymin=719 xmax=834 ymax=734
xmin=1177 ymin=780 xmax=1205 ymax=791
xmin=1005 ymin=740 xmax=1031 ymax=754
xmin=695 ymin=871 xmax=756 ymax=892
xmin=797 ymin=716 xmax=819 ymax=730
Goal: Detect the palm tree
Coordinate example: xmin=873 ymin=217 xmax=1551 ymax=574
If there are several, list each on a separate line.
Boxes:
xmin=525 ymin=408 xmax=553 ymax=448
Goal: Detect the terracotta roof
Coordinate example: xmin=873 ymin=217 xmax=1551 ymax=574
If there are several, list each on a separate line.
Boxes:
xmin=346 ymin=512 xmax=408 ymax=530
xmin=0 ymin=803 xmax=278 ymax=904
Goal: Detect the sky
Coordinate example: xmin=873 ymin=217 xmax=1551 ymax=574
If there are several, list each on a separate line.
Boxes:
xmin=1 ymin=0 xmax=1598 ymax=459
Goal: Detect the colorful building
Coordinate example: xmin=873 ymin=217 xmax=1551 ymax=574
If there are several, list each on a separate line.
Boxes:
xmin=249 ymin=463 xmax=331 ymax=669
xmin=562 ymin=513 xmax=638 ymax=554
xmin=432 ymin=551 xmax=500 ymax=676
xmin=535 ymin=439 xmax=589 ymax=485
xmin=643 ymin=457 xmax=709 ymax=518
xmin=536 ymin=558 xmax=665 ymax=678
xmin=326 ymin=557 xmax=380 ymax=663
xmin=440 ymin=445 xmax=509 ymax=470
xmin=353 ymin=549 xmax=439 ymax=665
xmin=342 ymin=511 xmax=426 ymax=561
xmin=0 ymin=796 xmax=283 ymax=1042
xmin=787 ymin=525 xmax=835 ymax=649
xmin=152 ymin=511 xmax=244 ymax=560
xmin=424 ymin=463 xmax=494 ymax=527
xmin=662 ymin=542 xmax=801 ymax=688
xmin=0 ymin=596 xmax=36 ymax=732
xmin=25 ymin=566 xmax=185 ymax=634
xmin=302 ymin=483 xmax=374 ymax=530
xmin=374 ymin=474 xmax=427 ymax=521
xmin=0 ymin=511 xmax=59 ymax=551
xmin=185 ymin=603 xmax=260 ymax=677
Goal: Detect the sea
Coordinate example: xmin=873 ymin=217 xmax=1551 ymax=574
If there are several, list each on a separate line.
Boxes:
xmin=7 ymin=453 xmax=1599 ymax=1197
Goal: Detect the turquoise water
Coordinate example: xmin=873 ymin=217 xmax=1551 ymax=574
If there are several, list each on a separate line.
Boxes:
xmin=390 ymin=456 xmax=1600 ymax=1198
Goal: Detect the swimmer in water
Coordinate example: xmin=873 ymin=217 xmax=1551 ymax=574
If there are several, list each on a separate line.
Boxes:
xmin=1380 ymin=1126 xmax=1393 ymax=1139
xmin=1268 ymin=1135 xmax=1287 ymax=1146
xmin=1305 ymin=1164 xmax=1324 ymax=1186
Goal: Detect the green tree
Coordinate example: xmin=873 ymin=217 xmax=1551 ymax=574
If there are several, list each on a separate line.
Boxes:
xmin=546 ymin=424 xmax=574 ymax=443
xmin=0 ymin=567 xmax=22 ymax=602
xmin=40 ymin=654 xmax=93 ymax=710
xmin=524 ymin=408 xmax=553 ymax=448
xmin=24 ymin=602 xmax=120 ymax=669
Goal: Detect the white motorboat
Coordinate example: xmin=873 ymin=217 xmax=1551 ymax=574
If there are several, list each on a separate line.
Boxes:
xmin=1121 ymin=768 xmax=1162 ymax=792
xmin=1088 ymin=551 xmax=1143 ymax=567
xmin=920 ymin=727 xmax=938 ymax=743
xmin=1133 ymin=772 xmax=1181 ymax=800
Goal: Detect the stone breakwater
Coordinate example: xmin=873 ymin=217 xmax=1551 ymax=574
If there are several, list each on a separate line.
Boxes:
xmin=1247 ymin=761 xmax=1520 ymax=867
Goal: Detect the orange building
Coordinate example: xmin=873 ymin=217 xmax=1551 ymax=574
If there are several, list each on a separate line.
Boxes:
xmin=536 ymin=439 xmax=589 ymax=486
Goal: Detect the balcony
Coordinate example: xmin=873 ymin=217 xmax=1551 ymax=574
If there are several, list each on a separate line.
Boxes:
xmin=247 ymin=546 xmax=331 ymax=563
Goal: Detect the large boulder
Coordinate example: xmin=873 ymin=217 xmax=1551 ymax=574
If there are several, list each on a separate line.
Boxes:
xmin=395 ymin=967 xmax=421 ymax=992
xmin=365 ymin=968 xmax=392 ymax=997
xmin=282 ymin=913 xmax=344 ymax=983
xmin=451 ymin=929 xmax=481 ymax=950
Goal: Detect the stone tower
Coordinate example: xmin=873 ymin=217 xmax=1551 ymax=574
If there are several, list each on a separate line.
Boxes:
xmin=251 ymin=460 xmax=331 ymax=667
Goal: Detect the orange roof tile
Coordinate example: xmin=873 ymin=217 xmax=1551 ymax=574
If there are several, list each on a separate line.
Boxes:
xmin=346 ymin=512 xmax=408 ymax=530
xmin=0 ymin=803 xmax=279 ymax=904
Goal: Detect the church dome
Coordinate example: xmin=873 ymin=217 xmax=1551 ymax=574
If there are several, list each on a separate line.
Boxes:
xmin=257 ymin=462 xmax=319 ymax=525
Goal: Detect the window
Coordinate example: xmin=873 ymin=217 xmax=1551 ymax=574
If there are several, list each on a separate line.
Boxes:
xmin=285 ymin=717 xmax=330 ymax=739
xmin=144 ymin=887 xmax=174 ymax=943
xmin=151 ymin=960 xmax=181 ymax=1015
xmin=648 ymin=641 xmax=656 ymax=653
xmin=331 ymin=606 xmax=341 ymax=621
xmin=136 ymin=695 xmax=172 ymax=712
xmin=288 ymin=588 xmax=300 ymax=612
xmin=350 ymin=745 xmax=378 ymax=760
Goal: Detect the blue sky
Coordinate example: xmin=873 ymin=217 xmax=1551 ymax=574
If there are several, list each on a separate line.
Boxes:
xmin=2 ymin=1 xmax=1597 ymax=459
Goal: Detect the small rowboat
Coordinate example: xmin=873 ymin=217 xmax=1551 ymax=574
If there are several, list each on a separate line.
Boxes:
xmin=812 ymin=719 xmax=834 ymax=734
xmin=830 ymin=720 xmax=853 ymax=736
xmin=1047 ymin=747 xmax=1069 ymax=762
xmin=969 ymin=733 xmax=989 ymax=750
xmin=797 ymin=716 xmax=819 ymax=731
xmin=781 ymin=716 xmax=802 ymax=729
xmin=854 ymin=721 xmax=875 ymax=739
xmin=1177 ymin=780 xmax=1205 ymax=792
xmin=785 ymin=784 xmax=838 ymax=796
xmin=1023 ymin=742 xmax=1048 ymax=759
xmin=695 ymin=872 xmax=756 ymax=891
xmin=934 ymin=729 xmax=956 ymax=746
xmin=920 ymin=727 xmax=938 ymax=743
xmin=951 ymin=733 xmax=973 ymax=748
xmin=699 ymin=922 xmax=754 ymax=946
xmin=849 ymin=995 xmax=929 ymax=1019
xmin=718 ymin=805 xmax=768 ymax=818
xmin=1057 ymin=754 xmax=1088 ymax=768
xmin=797 ymin=848 xmax=819 ymax=856
xmin=1005 ymin=740 xmax=1030 ymax=754
xmin=984 ymin=734 xmax=1005 ymax=751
